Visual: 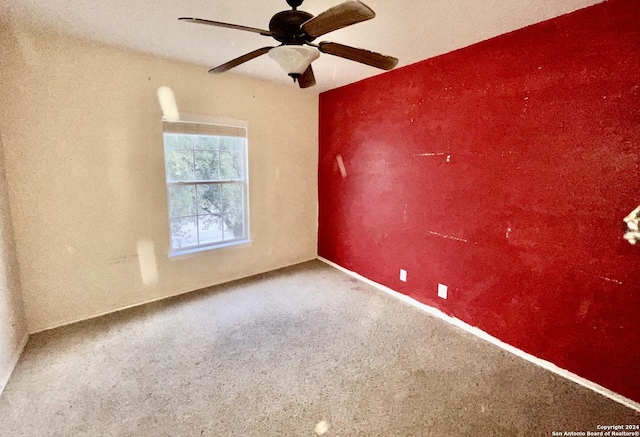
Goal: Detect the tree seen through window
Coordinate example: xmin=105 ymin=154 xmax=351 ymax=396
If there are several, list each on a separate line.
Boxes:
xmin=163 ymin=131 xmax=247 ymax=250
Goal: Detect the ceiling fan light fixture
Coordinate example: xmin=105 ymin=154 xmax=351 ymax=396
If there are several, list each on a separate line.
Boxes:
xmin=268 ymin=45 xmax=320 ymax=76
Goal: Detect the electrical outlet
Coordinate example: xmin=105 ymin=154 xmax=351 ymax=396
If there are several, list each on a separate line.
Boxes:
xmin=438 ymin=283 xmax=448 ymax=299
xmin=400 ymin=269 xmax=407 ymax=282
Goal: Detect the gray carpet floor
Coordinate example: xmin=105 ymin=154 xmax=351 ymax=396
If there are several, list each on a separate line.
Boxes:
xmin=0 ymin=260 xmax=638 ymax=436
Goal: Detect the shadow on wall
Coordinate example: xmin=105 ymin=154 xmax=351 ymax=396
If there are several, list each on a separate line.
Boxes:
xmin=0 ymin=132 xmax=28 ymax=394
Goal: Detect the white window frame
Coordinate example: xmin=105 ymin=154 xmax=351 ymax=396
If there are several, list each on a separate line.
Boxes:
xmin=162 ymin=114 xmax=251 ymax=257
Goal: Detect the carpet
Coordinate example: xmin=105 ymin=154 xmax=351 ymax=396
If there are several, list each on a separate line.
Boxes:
xmin=0 ymin=260 xmax=637 ymax=436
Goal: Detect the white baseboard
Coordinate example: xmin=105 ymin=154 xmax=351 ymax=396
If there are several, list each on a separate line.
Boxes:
xmin=0 ymin=332 xmax=29 ymax=397
xmin=317 ymin=256 xmax=640 ymax=413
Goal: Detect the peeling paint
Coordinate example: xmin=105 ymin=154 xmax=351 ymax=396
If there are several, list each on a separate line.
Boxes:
xmin=414 ymin=152 xmax=446 ymax=157
xmin=429 ymin=230 xmax=471 ymax=244
xmin=600 ymin=276 xmax=624 ymax=285
xmin=577 ymin=269 xmax=624 ymax=286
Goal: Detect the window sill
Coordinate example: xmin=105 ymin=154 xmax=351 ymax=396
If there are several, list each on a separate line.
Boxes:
xmin=168 ymin=239 xmax=253 ymax=260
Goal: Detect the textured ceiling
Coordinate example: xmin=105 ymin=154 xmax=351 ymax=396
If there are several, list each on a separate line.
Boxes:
xmin=1 ymin=0 xmax=603 ymax=92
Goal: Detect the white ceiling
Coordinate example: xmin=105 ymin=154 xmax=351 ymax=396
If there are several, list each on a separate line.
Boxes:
xmin=1 ymin=0 xmax=603 ymax=92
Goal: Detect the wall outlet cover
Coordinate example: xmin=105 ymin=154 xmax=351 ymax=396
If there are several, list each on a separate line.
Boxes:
xmin=438 ymin=283 xmax=448 ymax=299
xmin=400 ymin=269 xmax=407 ymax=282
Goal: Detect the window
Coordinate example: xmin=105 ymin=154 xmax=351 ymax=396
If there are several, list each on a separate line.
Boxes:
xmin=162 ymin=119 xmax=249 ymax=254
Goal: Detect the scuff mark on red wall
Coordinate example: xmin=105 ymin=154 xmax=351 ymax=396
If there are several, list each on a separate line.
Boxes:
xmin=318 ymin=0 xmax=640 ymax=402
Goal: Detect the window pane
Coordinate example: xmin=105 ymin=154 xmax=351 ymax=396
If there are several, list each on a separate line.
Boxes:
xmin=164 ymin=133 xmax=192 ymax=150
xmin=170 ymin=217 xmax=198 ymax=249
xmin=219 ymin=136 xmax=243 ymax=152
xmin=219 ymin=151 xmax=242 ymax=179
xmin=198 ymin=184 xmax=222 ymax=215
xmin=222 ymin=183 xmax=243 ymax=211
xmin=194 ymin=150 xmax=219 ymax=180
xmin=222 ymin=184 xmax=244 ymax=240
xmin=198 ymin=214 xmax=223 ymax=245
xmin=222 ymin=213 xmax=244 ymax=240
xmin=193 ymin=135 xmax=218 ymax=150
xmin=165 ymin=150 xmax=194 ymax=181
xmin=168 ymin=185 xmax=196 ymax=217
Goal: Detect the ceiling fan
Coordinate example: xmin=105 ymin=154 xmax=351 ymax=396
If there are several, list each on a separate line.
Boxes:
xmin=179 ymin=0 xmax=399 ymax=88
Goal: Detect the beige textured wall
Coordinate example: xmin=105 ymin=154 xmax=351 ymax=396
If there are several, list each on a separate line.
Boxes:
xmin=0 ymin=133 xmax=28 ymax=393
xmin=0 ymin=25 xmax=318 ymax=333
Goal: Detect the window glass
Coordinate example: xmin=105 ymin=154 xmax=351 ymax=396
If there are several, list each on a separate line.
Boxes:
xmin=162 ymin=123 xmax=248 ymax=253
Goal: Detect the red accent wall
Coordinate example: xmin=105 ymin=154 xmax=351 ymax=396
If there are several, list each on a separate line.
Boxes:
xmin=318 ymin=0 xmax=640 ymax=402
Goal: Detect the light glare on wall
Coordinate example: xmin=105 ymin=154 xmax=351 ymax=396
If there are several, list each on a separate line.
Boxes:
xmin=157 ymin=86 xmax=179 ymax=122
xmin=137 ymin=240 xmax=159 ymax=287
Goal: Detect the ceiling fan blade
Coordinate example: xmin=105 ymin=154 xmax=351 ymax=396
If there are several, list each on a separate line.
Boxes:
xmin=209 ymin=47 xmax=275 ymax=74
xmin=179 ymin=17 xmax=272 ymax=36
xmin=318 ymin=42 xmax=398 ymax=70
xmin=301 ymin=1 xmax=375 ymax=38
xmin=297 ymin=65 xmax=316 ymax=88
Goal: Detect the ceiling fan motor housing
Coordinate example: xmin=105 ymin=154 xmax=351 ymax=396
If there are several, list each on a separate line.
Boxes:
xmin=269 ymin=10 xmax=315 ymax=44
